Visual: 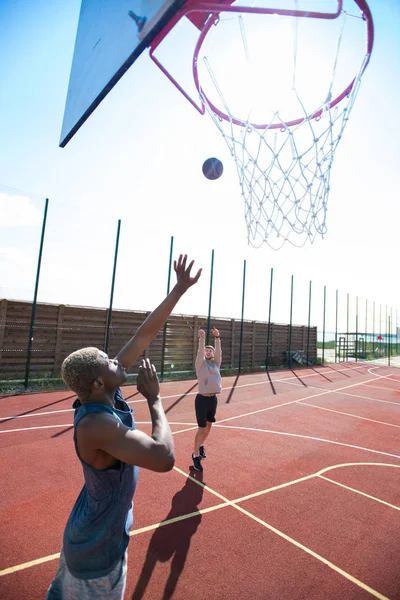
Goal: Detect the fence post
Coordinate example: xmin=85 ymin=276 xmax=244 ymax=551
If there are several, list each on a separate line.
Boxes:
xmin=238 ymin=260 xmax=246 ymax=374
xmin=288 ymin=275 xmax=294 ymax=367
xmin=335 ymin=290 xmax=338 ymax=363
xmin=104 ymin=220 xmax=121 ymax=355
xmin=24 ymin=198 xmax=49 ymax=389
xmin=0 ymin=299 xmax=7 ymax=373
xmin=306 ymin=280 xmax=312 ymax=365
xmin=160 ymin=236 xmax=174 ymax=382
xmin=265 ymin=267 xmax=273 ymax=371
xmin=206 ymin=249 xmax=215 ymax=345
xmin=322 ymin=286 xmax=326 ymax=364
xmin=355 ymin=296 xmax=359 ymax=362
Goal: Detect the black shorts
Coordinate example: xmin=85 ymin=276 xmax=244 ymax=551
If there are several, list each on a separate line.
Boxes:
xmin=195 ymin=394 xmax=218 ymax=428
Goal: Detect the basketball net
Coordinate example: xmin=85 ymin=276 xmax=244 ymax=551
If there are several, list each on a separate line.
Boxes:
xmin=150 ymin=0 xmax=373 ymax=249
xmin=193 ymin=2 xmax=373 ymax=249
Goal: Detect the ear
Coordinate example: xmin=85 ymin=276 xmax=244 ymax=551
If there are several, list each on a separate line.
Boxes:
xmin=91 ymin=376 xmax=105 ymax=392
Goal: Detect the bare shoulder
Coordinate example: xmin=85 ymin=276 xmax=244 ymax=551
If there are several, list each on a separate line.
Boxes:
xmin=77 ymin=411 xmax=122 ymax=441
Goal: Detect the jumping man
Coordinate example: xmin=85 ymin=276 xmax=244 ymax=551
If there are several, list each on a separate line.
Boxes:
xmin=192 ymin=327 xmax=221 ymax=472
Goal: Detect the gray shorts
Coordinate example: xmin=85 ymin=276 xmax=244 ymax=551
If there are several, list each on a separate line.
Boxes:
xmin=46 ymin=550 xmax=127 ymax=600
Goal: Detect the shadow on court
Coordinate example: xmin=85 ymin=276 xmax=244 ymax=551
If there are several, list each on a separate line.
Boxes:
xmin=0 ymin=394 xmax=76 ymax=424
xmin=225 ymin=375 xmax=239 ymax=403
xmin=289 ymin=369 xmax=308 ymax=387
xmin=51 ymin=425 xmax=74 ymax=438
xmin=165 ymin=383 xmax=198 ymax=414
xmin=265 ymin=370 xmax=277 ymax=395
xmin=131 ymin=470 xmax=204 ymax=600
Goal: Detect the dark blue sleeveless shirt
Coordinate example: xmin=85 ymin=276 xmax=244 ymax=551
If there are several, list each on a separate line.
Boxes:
xmin=63 ymin=389 xmax=139 ymax=579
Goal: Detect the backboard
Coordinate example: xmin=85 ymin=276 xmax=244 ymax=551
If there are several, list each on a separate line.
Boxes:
xmin=59 ymin=0 xmax=186 ymax=147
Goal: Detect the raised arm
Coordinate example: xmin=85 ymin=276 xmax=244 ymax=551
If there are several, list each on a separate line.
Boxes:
xmin=82 ymin=360 xmax=175 ymax=472
xmin=212 ymin=327 xmax=222 ymax=367
xmin=116 ymin=254 xmax=202 ymax=370
xmin=195 ymin=329 xmax=206 ymax=373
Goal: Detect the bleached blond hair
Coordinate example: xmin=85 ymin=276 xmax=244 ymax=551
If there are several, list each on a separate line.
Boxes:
xmin=61 ymin=347 xmax=105 ymax=400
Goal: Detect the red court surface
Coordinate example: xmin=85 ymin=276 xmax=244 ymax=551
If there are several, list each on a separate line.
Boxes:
xmin=1 ymin=362 xmax=400 ymax=599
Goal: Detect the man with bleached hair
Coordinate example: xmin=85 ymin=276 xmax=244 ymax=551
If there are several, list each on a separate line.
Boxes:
xmin=46 ymin=254 xmax=201 ymax=600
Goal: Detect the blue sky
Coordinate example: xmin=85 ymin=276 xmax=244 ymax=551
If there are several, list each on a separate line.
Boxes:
xmin=0 ymin=0 xmax=399 ymax=336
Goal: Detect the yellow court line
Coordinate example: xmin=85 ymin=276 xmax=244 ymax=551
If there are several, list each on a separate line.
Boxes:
xmin=0 ymin=553 xmax=61 ymax=577
xmin=231 ymin=462 xmax=400 ymax=505
xmin=129 ymin=501 xmax=229 ymax=536
xmin=319 ymin=475 xmax=400 ymax=511
xmin=299 ymin=402 xmax=400 ymax=428
xmin=172 ymin=466 xmax=389 ymax=600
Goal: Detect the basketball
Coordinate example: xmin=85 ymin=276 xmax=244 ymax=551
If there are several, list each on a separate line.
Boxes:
xmin=202 ymin=157 xmax=223 ymax=180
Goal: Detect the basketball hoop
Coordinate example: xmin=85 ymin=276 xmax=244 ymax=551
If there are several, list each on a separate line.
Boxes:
xmin=150 ymin=0 xmax=374 ymax=248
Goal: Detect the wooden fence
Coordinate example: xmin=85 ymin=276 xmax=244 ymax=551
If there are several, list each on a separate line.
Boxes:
xmin=0 ymin=299 xmax=317 ymax=380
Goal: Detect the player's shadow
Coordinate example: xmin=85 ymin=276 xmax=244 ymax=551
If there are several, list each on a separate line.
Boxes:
xmin=131 ymin=470 xmax=205 ymax=600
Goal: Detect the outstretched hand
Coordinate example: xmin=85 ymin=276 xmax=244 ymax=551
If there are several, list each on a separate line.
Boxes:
xmin=211 ymin=327 xmax=220 ymax=338
xmin=198 ymin=329 xmax=205 ymax=339
xmin=174 ymin=254 xmax=202 ymax=295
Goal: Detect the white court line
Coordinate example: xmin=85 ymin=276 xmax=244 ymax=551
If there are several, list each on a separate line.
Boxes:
xmin=359 ymin=383 xmax=400 ymax=394
xmin=299 ymin=402 xmax=400 ymax=429
xmin=0 ymin=364 xmax=377 ymax=422
xmin=318 ymin=475 xmax=400 ymax=511
xmin=232 ymin=462 xmax=400 ymax=504
xmin=213 ymin=424 xmax=400 ymax=460
xmin=0 ymin=373 xmax=393 ymax=435
xmin=171 ymin=466 xmax=389 ymax=600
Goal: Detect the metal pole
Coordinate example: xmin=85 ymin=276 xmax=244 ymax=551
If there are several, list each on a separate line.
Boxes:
xmin=365 ymin=299 xmax=368 ymax=356
xmin=346 ymin=293 xmax=349 ymax=362
xmin=322 ymin=285 xmax=326 ymax=364
xmin=160 ymin=236 xmax=174 ymax=382
xmin=104 ymin=220 xmax=121 ymax=355
xmin=306 ymin=280 xmax=312 ymax=366
xmin=288 ymin=275 xmax=294 ymax=367
xmin=388 ymin=315 xmax=391 ymax=367
xmin=355 ymin=296 xmax=359 ymax=362
xmin=265 ymin=267 xmax=273 ymax=371
xmin=24 ymin=198 xmax=49 ymax=389
xmin=238 ymin=259 xmax=246 ymax=374
xmin=206 ymin=249 xmax=215 ymax=345
xmin=335 ymin=290 xmax=338 ymax=363
xmin=373 ymin=301 xmax=375 ymax=357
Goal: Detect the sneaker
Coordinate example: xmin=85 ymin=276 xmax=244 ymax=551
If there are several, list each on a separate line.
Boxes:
xmin=192 ymin=454 xmax=203 ymax=472
xmin=199 ymin=445 xmax=206 ymax=459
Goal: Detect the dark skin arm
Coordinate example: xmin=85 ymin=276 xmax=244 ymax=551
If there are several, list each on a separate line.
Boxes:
xmin=76 ymin=359 xmax=175 ymax=472
xmin=116 ymin=254 xmax=201 ymax=370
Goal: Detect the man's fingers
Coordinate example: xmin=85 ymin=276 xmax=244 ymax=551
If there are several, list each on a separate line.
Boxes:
xmin=144 ymin=358 xmax=153 ymax=379
xmin=185 ymin=259 xmax=194 ymax=277
xmin=180 ymin=254 xmax=188 ymax=272
xmin=192 ymin=268 xmax=202 ymax=283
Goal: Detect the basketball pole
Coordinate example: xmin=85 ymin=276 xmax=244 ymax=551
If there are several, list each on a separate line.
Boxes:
xmin=206 ymin=249 xmax=215 ymax=345
xmin=265 ymin=268 xmax=273 ymax=371
xmin=104 ymin=220 xmax=121 ymax=356
xmin=24 ymin=197 xmax=49 ymax=389
xmin=238 ymin=259 xmax=246 ymax=375
xmin=160 ymin=236 xmax=174 ymax=382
